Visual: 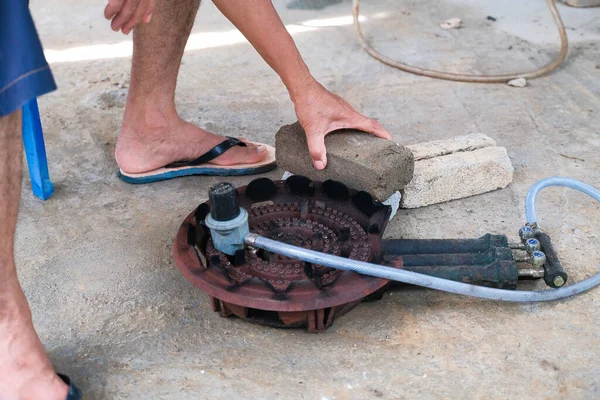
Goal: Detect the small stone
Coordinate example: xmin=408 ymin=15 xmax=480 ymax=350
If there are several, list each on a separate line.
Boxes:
xmin=508 ymin=77 xmax=527 ymax=87
xmin=561 ymin=0 xmax=600 ymax=7
xmin=440 ymin=18 xmax=462 ymax=30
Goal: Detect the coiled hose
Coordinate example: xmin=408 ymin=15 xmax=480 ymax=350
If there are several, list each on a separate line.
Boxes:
xmin=245 ymin=178 xmax=600 ymax=302
xmin=352 ymin=0 xmax=569 ymax=83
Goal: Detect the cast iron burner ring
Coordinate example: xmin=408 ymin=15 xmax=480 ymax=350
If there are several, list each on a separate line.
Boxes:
xmin=206 ymin=203 xmax=372 ymax=288
xmin=173 ymin=177 xmax=396 ymax=332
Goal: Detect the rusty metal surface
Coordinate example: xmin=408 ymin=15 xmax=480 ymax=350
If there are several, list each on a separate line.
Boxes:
xmin=173 ymin=177 xmax=394 ymax=332
xmin=382 ymin=235 xmax=519 ymax=289
xmin=174 ymin=177 xmax=523 ymax=332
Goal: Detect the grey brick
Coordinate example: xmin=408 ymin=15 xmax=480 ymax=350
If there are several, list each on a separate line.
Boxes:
xmin=275 ymin=122 xmax=414 ymax=201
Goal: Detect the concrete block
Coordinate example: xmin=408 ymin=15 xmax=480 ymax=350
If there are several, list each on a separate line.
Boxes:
xmin=402 ymin=137 xmax=514 ymax=209
xmin=409 ymin=133 xmax=496 ymax=161
xmin=275 ymin=122 xmax=414 ymax=201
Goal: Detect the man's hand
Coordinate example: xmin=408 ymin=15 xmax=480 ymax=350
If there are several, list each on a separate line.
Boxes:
xmin=209 ymin=0 xmax=391 ymax=170
xmin=105 ymin=0 xmax=154 ymax=35
xmin=291 ymin=79 xmax=392 ymax=170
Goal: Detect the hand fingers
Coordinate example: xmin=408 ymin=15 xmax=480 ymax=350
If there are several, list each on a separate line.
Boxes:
xmin=143 ymin=0 xmax=154 ymax=23
xmin=105 ymin=0 xmax=124 ymax=20
xmin=122 ymin=0 xmax=152 ymax=34
xmin=111 ymin=0 xmax=139 ymax=32
xmin=306 ymin=131 xmax=327 ymax=170
xmin=352 ymin=117 xmax=392 ymax=140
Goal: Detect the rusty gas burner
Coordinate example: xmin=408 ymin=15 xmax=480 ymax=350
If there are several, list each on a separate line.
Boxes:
xmin=174 ymin=177 xmax=540 ymax=332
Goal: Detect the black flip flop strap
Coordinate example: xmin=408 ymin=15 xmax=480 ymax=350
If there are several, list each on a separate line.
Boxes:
xmin=57 ymin=374 xmax=83 ymax=400
xmin=164 ymin=137 xmax=247 ymax=169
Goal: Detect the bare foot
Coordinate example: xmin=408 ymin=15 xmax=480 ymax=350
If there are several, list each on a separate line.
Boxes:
xmin=0 ymin=278 xmax=69 ymax=400
xmin=115 ymin=112 xmax=269 ymax=174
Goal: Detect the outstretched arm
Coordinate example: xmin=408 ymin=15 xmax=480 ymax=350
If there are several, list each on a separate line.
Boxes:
xmin=212 ymin=0 xmax=392 ymax=170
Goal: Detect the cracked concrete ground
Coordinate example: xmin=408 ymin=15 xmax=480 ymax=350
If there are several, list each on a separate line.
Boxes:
xmin=18 ymin=0 xmax=600 ymax=398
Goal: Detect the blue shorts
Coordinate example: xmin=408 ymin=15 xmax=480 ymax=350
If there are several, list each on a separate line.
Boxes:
xmin=0 ymin=1 xmax=56 ymax=117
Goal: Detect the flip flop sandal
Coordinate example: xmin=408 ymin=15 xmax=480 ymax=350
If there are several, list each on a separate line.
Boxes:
xmin=57 ymin=374 xmax=82 ymax=400
xmin=118 ymin=137 xmax=277 ymax=184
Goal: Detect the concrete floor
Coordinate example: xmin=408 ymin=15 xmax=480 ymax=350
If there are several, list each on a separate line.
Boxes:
xmin=19 ymin=0 xmax=600 ymax=398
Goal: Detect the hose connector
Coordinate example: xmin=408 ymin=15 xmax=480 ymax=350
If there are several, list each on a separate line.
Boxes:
xmin=531 ymin=251 xmax=547 ymax=268
xmin=244 ymin=233 xmax=258 ymax=246
xmin=519 ymin=225 xmax=536 ymax=241
xmin=525 ymin=238 xmax=541 ymax=253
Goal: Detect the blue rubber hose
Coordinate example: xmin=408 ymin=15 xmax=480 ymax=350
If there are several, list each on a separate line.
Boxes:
xmin=525 ymin=177 xmax=600 ymax=225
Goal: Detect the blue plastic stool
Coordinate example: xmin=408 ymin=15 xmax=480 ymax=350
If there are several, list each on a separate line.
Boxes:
xmin=21 ymin=98 xmax=54 ymax=200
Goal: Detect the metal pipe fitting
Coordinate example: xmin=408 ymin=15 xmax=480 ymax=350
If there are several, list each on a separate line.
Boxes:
xmin=205 ymin=183 xmax=250 ymax=255
xmin=524 ymin=238 xmax=541 ymax=253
